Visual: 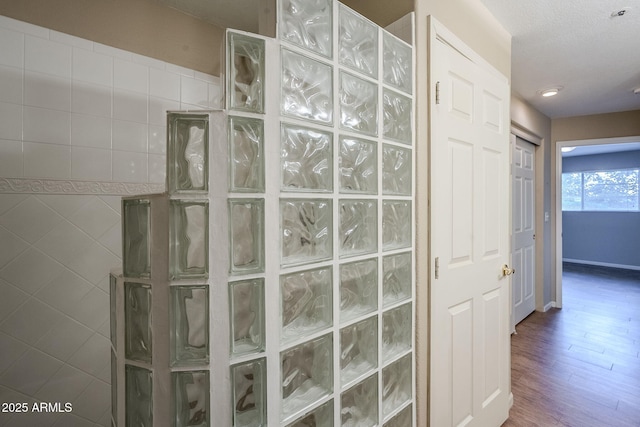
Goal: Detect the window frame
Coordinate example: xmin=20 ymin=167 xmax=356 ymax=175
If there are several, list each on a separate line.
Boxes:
xmin=561 ymin=167 xmax=640 ymax=212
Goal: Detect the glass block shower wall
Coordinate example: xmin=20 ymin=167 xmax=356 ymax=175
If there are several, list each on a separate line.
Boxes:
xmin=111 ymin=0 xmax=414 ymax=426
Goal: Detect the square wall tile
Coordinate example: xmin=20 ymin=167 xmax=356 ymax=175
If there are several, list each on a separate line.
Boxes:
xmin=72 ymin=47 xmax=113 ymax=86
xmin=23 ymin=141 xmax=71 ymax=179
xmin=0 ymin=248 xmax=65 ymax=295
xmin=0 ymin=227 xmax=28 ymax=269
xmin=0 ymin=332 xmax=29 ymax=375
xmin=114 ymin=58 xmax=148 ymax=94
xmin=71 ymin=81 xmax=112 ymax=118
xmin=0 ymin=280 xmax=29 ymax=324
xmin=148 ymin=153 xmax=166 ymax=184
xmin=0 ymin=101 xmax=23 ymax=141
xmin=113 ymin=89 xmax=148 ymax=123
xmin=113 ymin=150 xmax=148 ymax=183
xmin=0 ymin=139 xmax=23 ymax=177
xmin=0 ymin=64 xmax=23 ymax=104
xmin=181 ymin=76 xmax=209 ymax=107
xmin=71 ymin=146 xmax=112 ymax=181
xmin=149 ymin=68 xmax=180 ymax=101
xmin=0 ymin=348 xmax=63 ymax=396
xmin=0 ymin=297 xmax=65 ymax=345
xmin=149 ymin=96 xmax=179 ymax=125
xmin=33 ymin=316 xmax=93 ymax=361
xmin=0 ymin=27 xmax=24 ymax=68
xmin=112 ymin=120 xmax=147 ymax=152
xmin=148 ymin=125 xmax=166 ymax=154
xmin=24 ymin=106 xmax=71 ymax=145
xmin=24 ymin=70 xmax=71 ymax=111
xmin=34 ymin=364 xmax=93 ymax=404
xmin=71 ymin=113 xmax=111 ymax=149
xmin=0 ymin=197 xmax=64 ymax=244
xmin=24 ymin=35 xmax=72 ymax=78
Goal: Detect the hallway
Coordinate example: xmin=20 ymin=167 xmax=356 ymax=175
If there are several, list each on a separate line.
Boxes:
xmin=503 ymin=263 xmax=640 ymax=426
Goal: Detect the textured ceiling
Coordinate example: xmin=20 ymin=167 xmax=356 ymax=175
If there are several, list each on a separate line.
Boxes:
xmin=162 ymin=0 xmax=640 ymax=119
xmin=479 ymin=0 xmax=640 ymax=118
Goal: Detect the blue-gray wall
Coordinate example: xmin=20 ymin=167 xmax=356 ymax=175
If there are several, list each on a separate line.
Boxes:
xmin=562 ymin=150 xmax=640 ymax=269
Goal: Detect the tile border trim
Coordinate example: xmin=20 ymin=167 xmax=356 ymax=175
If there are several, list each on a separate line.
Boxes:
xmin=0 ymin=177 xmax=164 ymax=195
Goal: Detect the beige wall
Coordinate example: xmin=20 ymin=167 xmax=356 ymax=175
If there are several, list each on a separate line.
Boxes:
xmin=413 ymin=0 xmax=511 ymax=425
xmin=552 ymin=110 xmax=640 ymax=142
xmin=0 ymin=0 xmax=224 ymax=75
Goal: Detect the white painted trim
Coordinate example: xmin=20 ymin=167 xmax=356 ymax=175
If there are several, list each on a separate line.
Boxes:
xmin=563 ymin=258 xmax=640 ymax=272
xmin=543 ymin=301 xmax=556 ymax=312
xmin=0 ymin=177 xmax=164 ymax=195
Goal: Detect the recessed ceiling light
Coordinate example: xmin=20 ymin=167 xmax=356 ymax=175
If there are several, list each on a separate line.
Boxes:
xmin=561 ymin=147 xmax=576 ymax=153
xmin=634 ymin=87 xmax=640 ymax=95
xmin=539 ymin=87 xmax=562 ymax=97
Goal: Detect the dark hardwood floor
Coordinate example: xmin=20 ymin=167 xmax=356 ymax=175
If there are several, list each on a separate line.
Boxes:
xmin=502 ymin=263 xmax=640 ymax=427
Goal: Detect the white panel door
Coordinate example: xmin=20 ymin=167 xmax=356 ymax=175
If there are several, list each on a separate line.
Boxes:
xmin=430 ymin=23 xmax=511 ymax=427
xmin=512 ymin=136 xmax=536 ymax=325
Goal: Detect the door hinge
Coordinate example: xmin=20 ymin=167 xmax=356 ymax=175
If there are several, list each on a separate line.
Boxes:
xmin=435 ymin=257 xmax=440 ymax=279
xmin=435 ymin=81 xmax=440 ymax=105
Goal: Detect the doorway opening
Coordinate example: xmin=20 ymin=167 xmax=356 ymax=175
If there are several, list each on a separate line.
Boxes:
xmin=555 ymin=136 xmax=640 ymax=307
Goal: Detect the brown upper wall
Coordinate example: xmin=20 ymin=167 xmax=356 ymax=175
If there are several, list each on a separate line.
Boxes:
xmin=552 ymin=110 xmax=640 ymax=143
xmin=0 ymin=0 xmax=225 ymax=76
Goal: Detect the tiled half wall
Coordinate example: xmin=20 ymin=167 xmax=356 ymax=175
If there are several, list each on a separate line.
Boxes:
xmin=0 ymin=14 xmax=220 ymax=427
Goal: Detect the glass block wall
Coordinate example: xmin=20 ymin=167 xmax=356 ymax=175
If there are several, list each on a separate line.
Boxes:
xmin=112 ymin=0 xmax=414 ymax=426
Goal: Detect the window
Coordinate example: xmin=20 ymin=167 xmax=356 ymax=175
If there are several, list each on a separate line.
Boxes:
xmin=562 ymin=168 xmax=639 ymax=211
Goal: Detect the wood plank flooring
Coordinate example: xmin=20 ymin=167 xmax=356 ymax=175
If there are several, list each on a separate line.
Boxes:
xmin=502 ymin=263 xmax=640 ymax=427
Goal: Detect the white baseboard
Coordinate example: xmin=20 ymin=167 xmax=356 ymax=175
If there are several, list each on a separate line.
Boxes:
xmin=543 ymin=301 xmax=556 ymax=312
xmin=563 ymin=258 xmax=640 ymax=272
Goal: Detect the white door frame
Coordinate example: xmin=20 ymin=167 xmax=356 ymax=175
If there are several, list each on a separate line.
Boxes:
xmin=554 ymin=135 xmax=640 ymax=308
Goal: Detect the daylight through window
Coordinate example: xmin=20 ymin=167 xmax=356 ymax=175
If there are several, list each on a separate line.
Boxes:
xmin=562 ymin=169 xmax=640 ymax=211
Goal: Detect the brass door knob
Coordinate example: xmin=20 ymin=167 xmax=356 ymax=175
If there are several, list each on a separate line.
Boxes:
xmin=502 ymin=265 xmax=515 ymax=276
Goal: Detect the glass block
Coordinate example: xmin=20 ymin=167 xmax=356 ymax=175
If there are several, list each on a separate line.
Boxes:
xmin=339 ymin=199 xmax=377 ymax=257
xmin=228 ymin=32 xmax=265 ymax=113
xmin=340 ymin=258 xmax=378 ymax=323
xmin=111 ymin=350 xmax=117 ymax=425
xmin=229 ymin=116 xmax=264 ymax=192
xmin=125 ymin=282 xmax=151 ymax=363
xmin=339 ymin=136 xmax=377 ymax=194
xmin=170 ymin=200 xmax=209 ymax=280
xmin=230 ymin=279 xmax=265 ymax=356
xmin=382 ymin=354 xmax=412 ymax=417
xmin=281 ymin=267 xmax=332 ymax=344
xmin=383 ymin=89 xmax=412 ymax=145
xmin=341 ymin=374 xmax=378 ymax=427
xmin=382 ymin=145 xmax=412 ymax=196
xmin=383 ymin=252 xmax=412 ymax=307
xmin=340 ymin=316 xmax=377 ymax=386
xmin=281 ymin=199 xmax=332 ymax=267
xmin=281 ymin=334 xmax=333 ymax=419
xmin=110 ymin=273 xmax=117 ymax=350
xmin=383 ymin=404 xmax=412 ymax=427
xmin=339 ymin=71 xmax=378 ymax=136
xmin=229 ymin=199 xmax=264 ymax=275
xmin=286 ymin=400 xmax=334 ymax=427
xmin=171 ymin=286 xmax=209 ymax=366
xmin=382 ymin=200 xmax=412 ymax=251
xmin=383 ymin=32 xmax=412 ymax=94
xmin=232 ymin=358 xmax=267 ymax=427
xmin=338 ymin=5 xmax=378 ymax=77
xmin=281 ymin=49 xmax=333 ymax=124
xmin=173 ymin=370 xmax=209 ymax=427
xmin=167 ymin=114 xmax=209 ymax=193
xmin=382 ymin=303 xmax=412 ymax=362
xmin=279 ymin=0 xmax=332 ymax=58
xmin=126 ymin=365 xmax=153 ymax=426
xmin=122 ymin=199 xmax=150 ymax=278
xmin=281 ymin=123 xmax=333 ymax=192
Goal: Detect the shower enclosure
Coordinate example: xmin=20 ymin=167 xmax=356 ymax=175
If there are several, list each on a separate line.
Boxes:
xmin=111 ymin=0 xmax=415 ymax=425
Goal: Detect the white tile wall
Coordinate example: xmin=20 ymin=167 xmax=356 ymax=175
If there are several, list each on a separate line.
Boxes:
xmin=0 ymin=14 xmax=222 ymax=427
xmin=0 ymin=14 xmax=221 ymax=184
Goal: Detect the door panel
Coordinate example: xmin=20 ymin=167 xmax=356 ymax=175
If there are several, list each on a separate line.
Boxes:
xmin=512 ymin=137 xmax=536 ymax=325
xmin=430 ymin=24 xmax=511 ymax=427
